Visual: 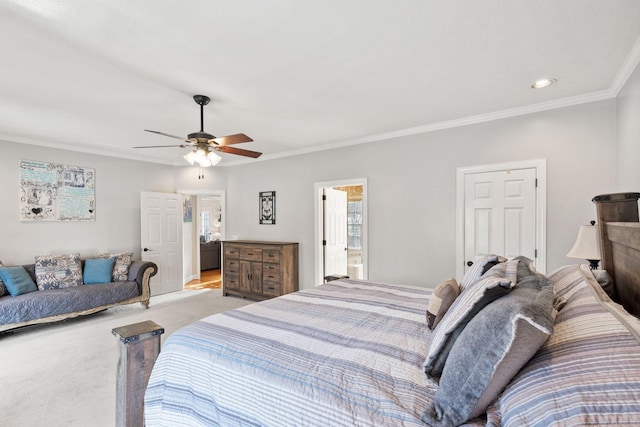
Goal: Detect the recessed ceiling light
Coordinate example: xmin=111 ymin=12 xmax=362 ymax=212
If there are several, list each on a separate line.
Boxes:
xmin=531 ymin=78 xmax=557 ymax=89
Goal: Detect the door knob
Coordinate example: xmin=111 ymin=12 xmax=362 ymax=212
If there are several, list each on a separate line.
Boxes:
xmin=143 ymin=248 xmax=151 ymax=252
xmin=467 ymin=261 xmax=473 ymax=267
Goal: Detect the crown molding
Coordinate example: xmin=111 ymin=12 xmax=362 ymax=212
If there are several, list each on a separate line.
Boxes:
xmin=223 ymin=89 xmax=616 ymax=166
xmin=610 ymin=35 xmax=640 ymax=96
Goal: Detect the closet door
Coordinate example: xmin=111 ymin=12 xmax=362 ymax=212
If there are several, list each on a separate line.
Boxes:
xmin=463 ymin=168 xmax=537 ymax=269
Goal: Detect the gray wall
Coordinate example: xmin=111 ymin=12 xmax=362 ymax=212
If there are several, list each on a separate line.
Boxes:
xmin=616 ymin=62 xmax=640 ymax=190
xmin=0 ymin=141 xmax=175 ymax=265
xmin=223 ymin=100 xmax=617 ymax=289
xmin=3 ymin=83 xmax=633 ymax=289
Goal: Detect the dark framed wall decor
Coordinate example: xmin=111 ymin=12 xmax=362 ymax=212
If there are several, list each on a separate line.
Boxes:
xmin=259 ymin=191 xmax=276 ymax=224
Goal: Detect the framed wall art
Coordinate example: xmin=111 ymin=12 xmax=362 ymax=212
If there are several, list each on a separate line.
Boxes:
xmin=259 ymin=191 xmax=276 ymax=224
xmin=19 ymin=160 xmax=95 ymax=221
xmin=183 ymin=197 xmax=192 ymax=223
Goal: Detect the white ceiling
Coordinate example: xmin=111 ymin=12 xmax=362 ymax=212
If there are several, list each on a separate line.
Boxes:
xmin=2 ymin=0 xmax=640 ymax=166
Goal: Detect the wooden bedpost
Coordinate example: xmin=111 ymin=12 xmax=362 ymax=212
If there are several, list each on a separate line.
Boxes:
xmin=592 ymin=192 xmax=640 ymax=312
xmin=112 ymin=320 xmax=164 ymax=427
xmin=592 ymin=192 xmax=640 ymax=280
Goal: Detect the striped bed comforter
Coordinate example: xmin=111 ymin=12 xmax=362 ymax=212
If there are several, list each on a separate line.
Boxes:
xmin=145 ymin=279 xmax=441 ymax=426
xmin=483 ymin=264 xmax=640 ymax=426
xmin=145 ymin=267 xmax=640 ymax=426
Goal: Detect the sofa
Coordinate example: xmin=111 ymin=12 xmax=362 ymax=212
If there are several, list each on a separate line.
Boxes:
xmin=200 ymin=240 xmax=221 ymax=270
xmin=0 ymin=253 xmax=157 ymax=333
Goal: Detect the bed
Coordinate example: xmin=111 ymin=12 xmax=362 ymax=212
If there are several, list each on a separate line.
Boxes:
xmin=144 ymin=193 xmax=640 ymax=426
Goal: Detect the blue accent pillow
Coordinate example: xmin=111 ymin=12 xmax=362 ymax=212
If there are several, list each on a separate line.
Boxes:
xmin=83 ymin=257 xmax=116 ymax=285
xmin=0 ymin=266 xmax=38 ymax=296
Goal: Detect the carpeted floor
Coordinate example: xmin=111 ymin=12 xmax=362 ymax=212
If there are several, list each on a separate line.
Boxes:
xmin=0 ymin=289 xmax=253 ymax=427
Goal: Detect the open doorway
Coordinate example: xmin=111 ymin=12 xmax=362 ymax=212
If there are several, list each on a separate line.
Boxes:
xmin=197 ymin=195 xmax=222 ymax=277
xmin=178 ymin=189 xmax=226 ymax=286
xmin=314 ymin=178 xmax=368 ymax=286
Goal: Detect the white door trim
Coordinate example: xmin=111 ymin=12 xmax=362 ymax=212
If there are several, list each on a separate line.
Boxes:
xmin=314 ymin=178 xmax=368 ymax=286
xmin=455 ymin=159 xmax=547 ymax=280
xmin=177 ymin=189 xmax=226 ymax=281
xmin=177 ymin=189 xmax=226 ymax=240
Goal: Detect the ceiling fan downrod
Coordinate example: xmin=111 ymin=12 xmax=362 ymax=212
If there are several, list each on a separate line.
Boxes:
xmin=193 ymin=95 xmax=210 ymax=132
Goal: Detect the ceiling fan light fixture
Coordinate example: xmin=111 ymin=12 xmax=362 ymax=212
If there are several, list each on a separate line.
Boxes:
xmin=197 ymin=158 xmax=212 ymax=167
xmin=207 ymin=151 xmax=222 ymax=166
xmin=183 ymin=150 xmax=197 ymax=165
xmin=192 ymin=148 xmax=210 ymax=167
xmin=194 ymin=148 xmax=208 ymax=162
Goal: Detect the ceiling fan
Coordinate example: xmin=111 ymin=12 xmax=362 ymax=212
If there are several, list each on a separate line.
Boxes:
xmin=134 ymin=95 xmax=262 ymax=166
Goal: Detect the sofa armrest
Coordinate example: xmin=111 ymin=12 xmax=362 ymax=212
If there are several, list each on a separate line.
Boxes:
xmin=128 ymin=261 xmax=158 ymax=294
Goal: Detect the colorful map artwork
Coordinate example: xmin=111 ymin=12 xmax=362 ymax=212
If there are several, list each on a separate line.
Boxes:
xmin=19 ymin=160 xmax=95 ymax=221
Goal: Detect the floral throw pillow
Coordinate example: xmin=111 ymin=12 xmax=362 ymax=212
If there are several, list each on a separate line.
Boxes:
xmin=97 ymin=252 xmax=134 ymax=282
xmin=34 ymin=253 xmax=83 ymax=290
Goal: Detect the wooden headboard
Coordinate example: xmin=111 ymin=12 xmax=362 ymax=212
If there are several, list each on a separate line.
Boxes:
xmin=593 ymin=192 xmax=640 ymax=317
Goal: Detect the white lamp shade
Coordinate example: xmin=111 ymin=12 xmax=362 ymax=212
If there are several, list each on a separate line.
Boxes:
xmin=567 ymin=225 xmax=601 ymax=260
xmin=184 ymin=148 xmax=221 ymax=167
xmin=207 ymin=151 xmax=222 ymax=166
xmin=183 ymin=150 xmax=197 ymax=165
xmin=196 ymin=157 xmax=212 ymax=167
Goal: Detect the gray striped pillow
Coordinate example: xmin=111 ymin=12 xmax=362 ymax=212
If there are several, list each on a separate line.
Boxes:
xmin=459 ymin=255 xmax=507 ymax=291
xmin=423 ymin=275 xmax=514 ymax=378
xmin=423 ymin=276 xmax=554 ymax=426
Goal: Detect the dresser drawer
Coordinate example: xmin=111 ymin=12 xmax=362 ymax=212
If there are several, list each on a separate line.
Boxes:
xmin=224 ymin=259 xmax=240 ymax=275
xmin=262 ymin=281 xmax=280 ymax=297
xmin=224 ymin=275 xmax=240 ymax=291
xmin=262 ymin=249 xmax=281 ymax=263
xmin=262 ymin=264 xmax=280 ymax=283
xmin=240 ymin=247 xmax=263 ymax=261
xmin=224 ymin=245 xmax=240 ymax=258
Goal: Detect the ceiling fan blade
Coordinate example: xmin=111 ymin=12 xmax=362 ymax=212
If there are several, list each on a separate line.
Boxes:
xmin=211 ymin=133 xmax=253 ymax=146
xmin=216 ymin=146 xmax=262 ymax=158
xmin=133 ymin=144 xmax=188 ymax=148
xmin=144 ymin=129 xmax=190 ymax=142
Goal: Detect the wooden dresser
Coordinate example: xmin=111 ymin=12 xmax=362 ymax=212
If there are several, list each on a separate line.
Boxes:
xmin=222 ymin=240 xmax=299 ymax=300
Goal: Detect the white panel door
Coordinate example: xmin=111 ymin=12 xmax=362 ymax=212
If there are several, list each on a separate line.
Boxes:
xmin=141 ymin=191 xmax=183 ymax=295
xmin=464 ymin=168 xmax=536 ymax=271
xmin=324 ymin=188 xmax=348 ymax=277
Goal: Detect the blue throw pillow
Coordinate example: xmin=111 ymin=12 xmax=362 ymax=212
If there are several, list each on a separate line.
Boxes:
xmin=0 ymin=266 xmax=38 ymax=296
xmin=83 ymin=257 xmax=116 ymax=285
